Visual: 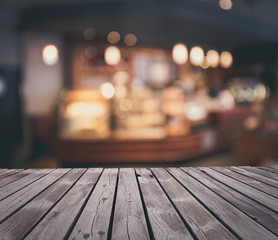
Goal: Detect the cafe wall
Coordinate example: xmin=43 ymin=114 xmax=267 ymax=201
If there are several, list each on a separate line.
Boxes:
xmin=22 ymin=32 xmax=64 ymax=116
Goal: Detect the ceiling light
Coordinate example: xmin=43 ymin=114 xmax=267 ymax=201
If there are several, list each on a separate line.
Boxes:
xmin=190 ymin=46 xmax=204 ymax=66
xmin=172 ymin=43 xmax=188 ymax=65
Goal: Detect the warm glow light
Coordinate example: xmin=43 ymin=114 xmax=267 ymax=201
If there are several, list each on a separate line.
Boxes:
xmin=83 ymin=28 xmax=96 ymax=40
xmin=101 ymin=83 xmax=115 ymax=99
xmin=107 ymin=31 xmax=120 ymax=44
xmin=255 ymin=83 xmax=268 ymax=102
xmin=149 ymin=62 xmax=170 ymax=84
xmin=113 ymin=71 xmax=130 ymax=84
xmin=67 ymin=102 xmax=105 ymax=117
xmin=218 ymin=90 xmax=235 ymax=110
xmin=124 ymin=33 xmax=137 ymax=46
xmin=104 ymin=46 xmax=121 ymax=65
xmin=244 ymin=116 xmax=259 ymax=130
xmin=220 ymin=51 xmax=233 ymax=68
xmin=185 ymin=102 xmax=207 ymax=121
xmin=219 ymin=0 xmax=233 ymax=10
xmin=206 ymin=50 xmax=219 ymax=68
xmin=119 ymin=99 xmax=133 ymax=111
xmin=190 ymin=46 xmax=204 ymax=66
xmin=42 ymin=44 xmax=59 ymax=66
xmin=200 ymin=56 xmax=210 ymax=69
xmin=172 ymin=43 xmax=188 ymax=65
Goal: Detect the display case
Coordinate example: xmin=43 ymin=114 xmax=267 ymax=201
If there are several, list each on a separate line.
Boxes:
xmin=58 ymin=89 xmax=111 ymax=139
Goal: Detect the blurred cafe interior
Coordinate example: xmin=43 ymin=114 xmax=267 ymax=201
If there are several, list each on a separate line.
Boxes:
xmin=1 ymin=0 xmax=278 ymax=168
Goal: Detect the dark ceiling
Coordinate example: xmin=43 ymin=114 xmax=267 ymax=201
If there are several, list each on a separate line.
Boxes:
xmin=1 ymin=0 xmax=278 ymax=50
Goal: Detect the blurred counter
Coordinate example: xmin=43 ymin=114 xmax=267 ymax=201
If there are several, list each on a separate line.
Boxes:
xmin=53 ymin=105 xmax=252 ymax=164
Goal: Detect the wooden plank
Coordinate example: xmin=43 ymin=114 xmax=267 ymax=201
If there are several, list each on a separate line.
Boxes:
xmin=0 ymin=169 xmax=85 ymax=240
xmin=205 ymin=167 xmax=278 ymax=212
xmin=213 ymin=167 xmax=278 ymax=198
xmin=0 ymin=168 xmax=70 ymax=223
xmin=136 ymin=168 xmax=194 ymax=240
xmin=25 ymin=168 xmax=103 ymax=240
xmin=0 ymin=169 xmax=24 ymax=180
xmin=151 ymin=168 xmax=236 ymax=240
xmin=185 ymin=167 xmax=278 ymax=235
xmin=169 ymin=167 xmax=277 ymax=240
xmin=0 ymin=169 xmax=54 ymax=201
xmin=243 ymin=166 xmax=278 ymax=181
xmin=112 ymin=168 xmax=150 ymax=240
xmin=68 ymin=168 xmax=118 ymax=240
xmin=260 ymin=166 xmax=278 ymax=174
xmin=229 ymin=167 xmax=278 ymax=188
xmin=0 ymin=169 xmax=38 ymax=188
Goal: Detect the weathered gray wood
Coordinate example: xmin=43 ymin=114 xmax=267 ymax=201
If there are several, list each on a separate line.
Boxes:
xmin=0 ymin=169 xmax=24 ymax=179
xmin=260 ymin=166 xmax=278 ymax=174
xmin=0 ymin=169 xmax=85 ymax=240
xmin=151 ymin=168 xmax=236 ymax=240
xmin=213 ymin=167 xmax=278 ymax=198
xmin=0 ymin=169 xmax=54 ymax=201
xmin=204 ymin=167 xmax=278 ymax=212
xmin=170 ymin=167 xmax=277 ymax=240
xmin=0 ymin=168 xmax=70 ymax=222
xmin=112 ymin=168 xmax=150 ymax=240
xmin=136 ymin=168 xmax=194 ymax=240
xmin=0 ymin=169 xmax=38 ymax=188
xmin=185 ymin=167 xmax=278 ymax=235
xmin=25 ymin=168 xmax=102 ymax=240
xmin=0 ymin=167 xmax=277 ymax=240
xmin=230 ymin=167 xmax=278 ymax=188
xmin=243 ymin=166 xmax=278 ymax=181
xmin=68 ymin=168 xmax=118 ymax=240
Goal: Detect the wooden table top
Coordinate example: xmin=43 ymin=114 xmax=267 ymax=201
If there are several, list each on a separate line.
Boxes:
xmin=0 ymin=166 xmax=277 ymax=240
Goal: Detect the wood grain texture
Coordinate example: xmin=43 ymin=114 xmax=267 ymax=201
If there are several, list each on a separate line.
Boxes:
xmin=0 ymin=169 xmax=24 ymax=180
xmin=0 ymin=167 xmax=277 ymax=240
xmin=112 ymin=168 xmax=150 ymax=240
xmin=171 ymin=167 xmax=277 ymax=240
xmin=205 ymin=167 xmax=278 ymax=212
xmin=0 ymin=169 xmax=54 ymax=201
xmin=0 ymin=169 xmax=70 ymax=223
xmin=68 ymin=168 xmax=118 ymax=240
xmin=151 ymin=168 xmax=236 ymax=240
xmin=0 ymin=169 xmax=85 ymax=240
xmin=136 ymin=168 xmax=194 ymax=240
xmin=0 ymin=169 xmax=37 ymax=188
xmin=24 ymin=168 xmax=102 ymax=240
xmin=213 ymin=167 xmax=278 ymax=198
xmin=243 ymin=166 xmax=278 ymax=181
xmin=185 ymin=167 xmax=278 ymax=236
xmin=229 ymin=166 xmax=278 ymax=188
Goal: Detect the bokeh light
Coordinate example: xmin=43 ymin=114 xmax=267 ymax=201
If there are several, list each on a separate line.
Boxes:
xmin=200 ymin=56 xmax=210 ymax=69
xmin=104 ymin=46 xmax=121 ymax=65
xmin=84 ymin=45 xmax=98 ymax=59
xmin=220 ymin=51 xmax=233 ymax=68
xmin=113 ymin=71 xmax=130 ymax=84
xmin=83 ymin=28 xmax=96 ymax=40
xmin=219 ymin=0 xmax=233 ymax=10
xmin=42 ymin=44 xmax=59 ymax=66
xmin=190 ymin=46 xmax=204 ymax=66
xmin=206 ymin=50 xmax=219 ymax=68
xmin=101 ymin=83 xmax=115 ymax=99
xmin=124 ymin=34 xmax=137 ymax=46
xmin=172 ymin=43 xmax=188 ymax=65
xmin=107 ymin=31 xmax=120 ymax=44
